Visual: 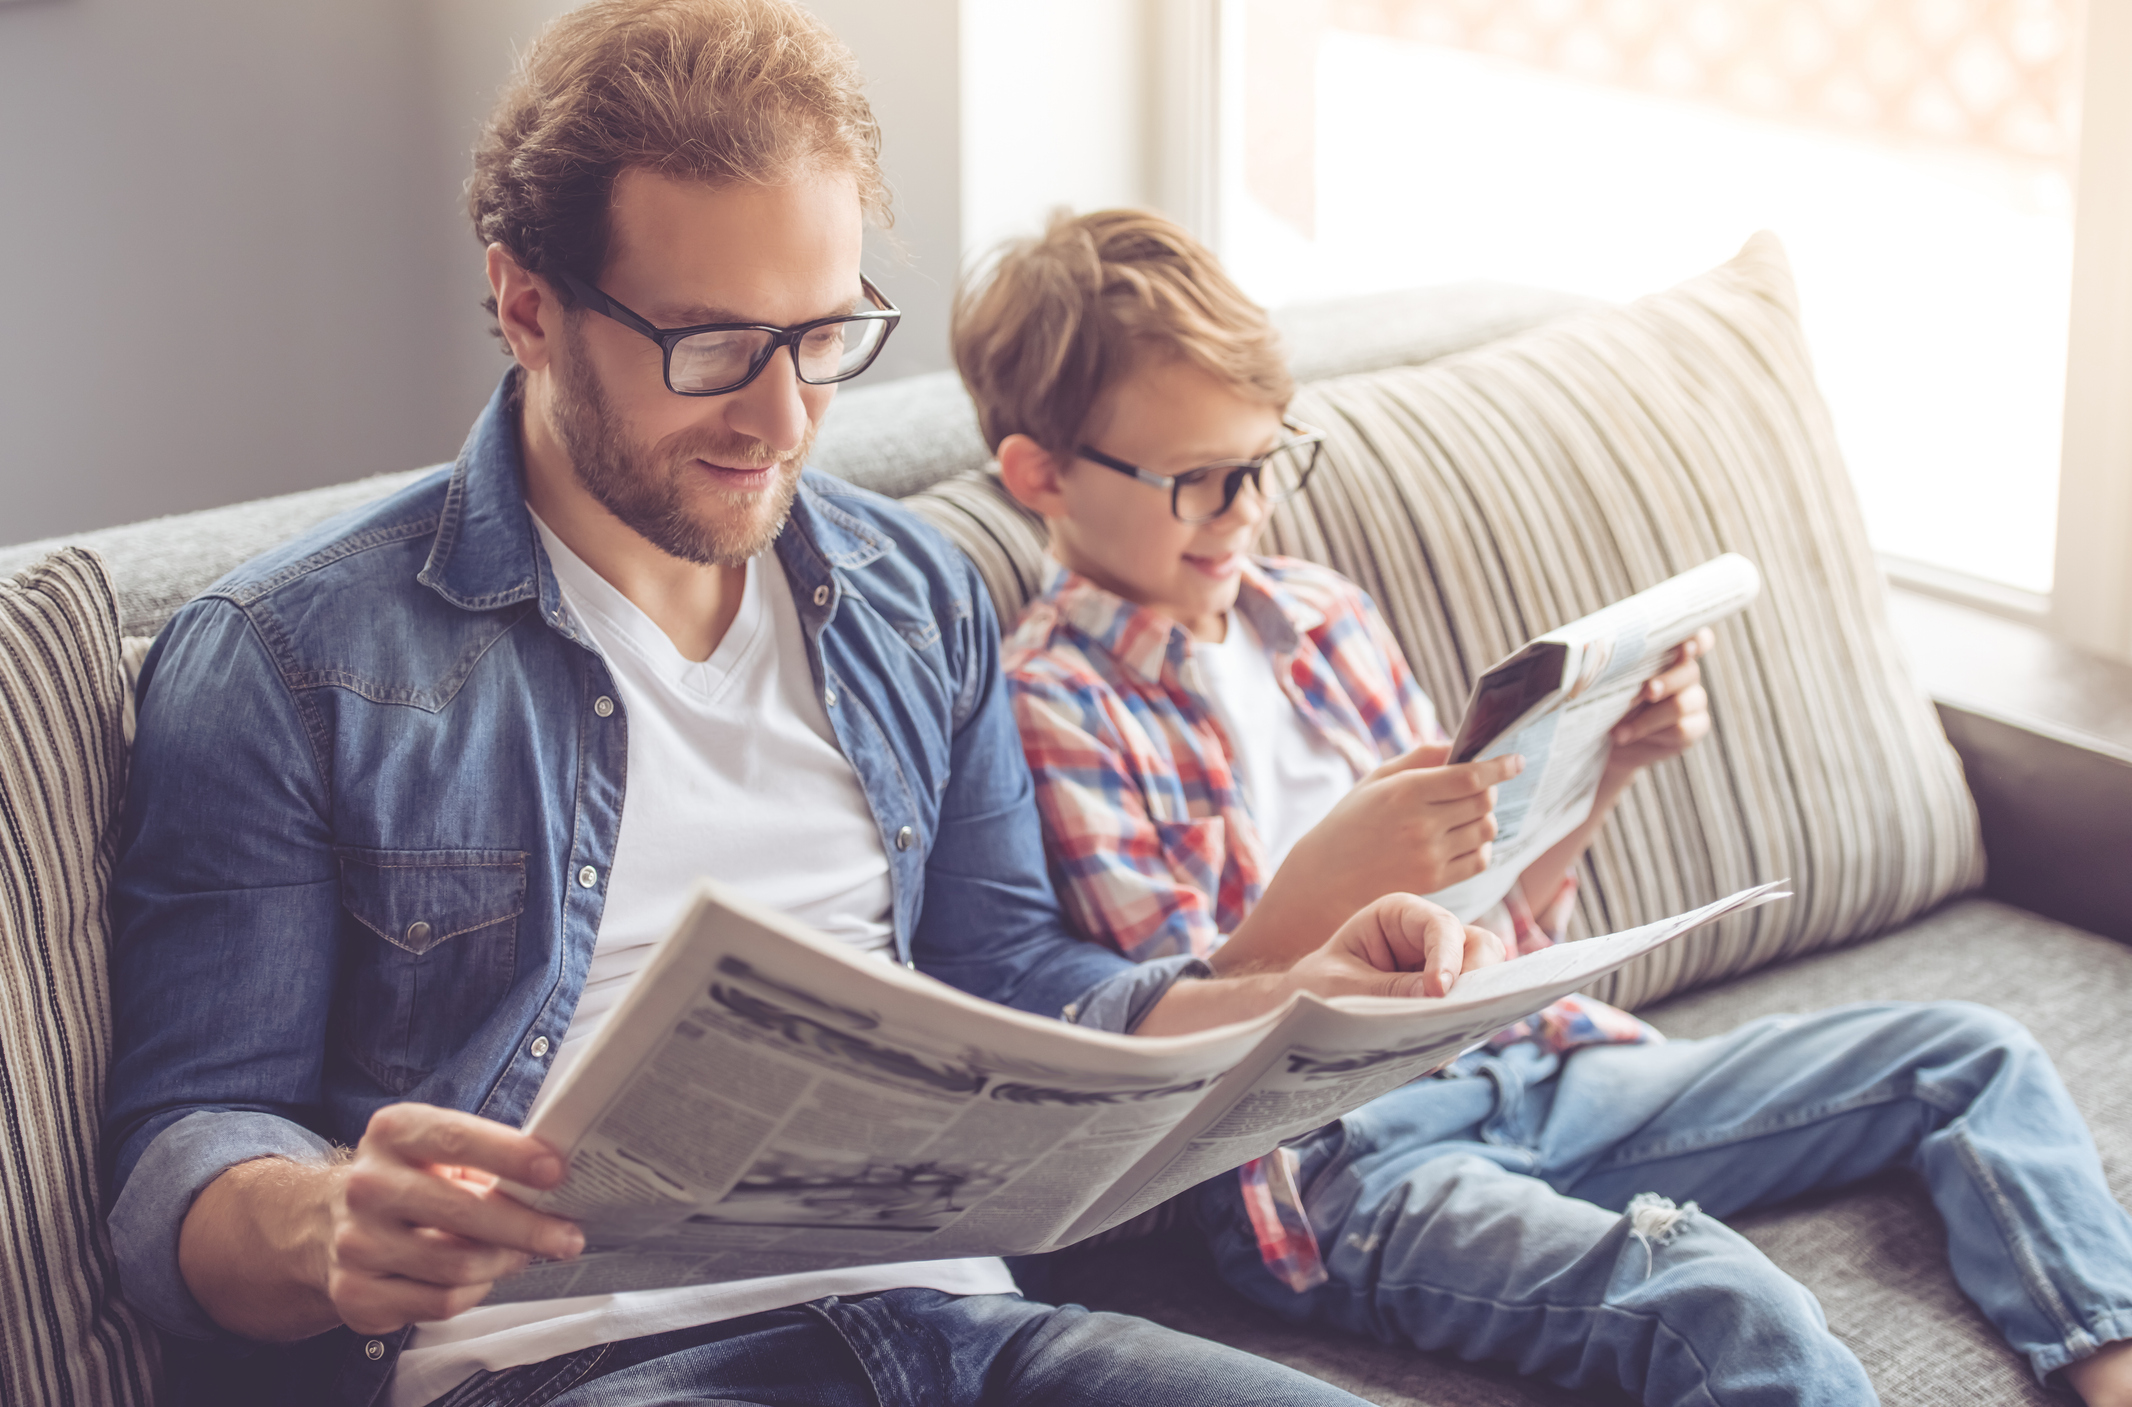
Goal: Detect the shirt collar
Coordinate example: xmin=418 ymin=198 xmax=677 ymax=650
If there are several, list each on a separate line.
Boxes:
xmin=417 ymin=371 xmax=892 ymax=618
xmin=1041 ymin=555 xmax=1323 ymax=684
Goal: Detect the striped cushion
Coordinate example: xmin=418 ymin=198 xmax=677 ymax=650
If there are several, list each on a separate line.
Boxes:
xmin=1 ymin=549 xmax=160 ymax=1405
xmin=909 ymin=233 xmax=1983 ymax=1008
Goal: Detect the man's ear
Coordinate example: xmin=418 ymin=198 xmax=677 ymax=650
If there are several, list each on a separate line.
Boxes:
xmin=487 ymin=243 xmax=558 ymax=374
xmin=996 ymin=434 xmax=1071 ymax=519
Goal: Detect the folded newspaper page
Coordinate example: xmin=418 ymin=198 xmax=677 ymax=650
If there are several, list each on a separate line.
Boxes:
xmin=484 ymin=877 xmax=1788 ymax=1303
xmin=1427 ymin=553 xmax=1763 ymax=922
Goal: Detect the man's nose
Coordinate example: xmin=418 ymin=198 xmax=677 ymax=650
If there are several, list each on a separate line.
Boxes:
xmin=723 ymin=347 xmax=813 ymax=454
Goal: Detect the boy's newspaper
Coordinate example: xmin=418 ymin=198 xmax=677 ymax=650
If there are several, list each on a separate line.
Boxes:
xmin=487 ymin=877 xmax=1788 ymax=1303
xmin=1427 ymin=554 xmax=1763 ymax=922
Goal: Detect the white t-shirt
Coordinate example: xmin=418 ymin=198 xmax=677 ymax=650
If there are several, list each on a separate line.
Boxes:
xmin=1189 ymin=611 xmax=1359 ymax=868
xmin=390 ymin=519 xmax=1013 ymax=1407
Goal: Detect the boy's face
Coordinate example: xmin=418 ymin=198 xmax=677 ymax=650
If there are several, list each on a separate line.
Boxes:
xmin=1041 ymin=357 xmax=1284 ymax=641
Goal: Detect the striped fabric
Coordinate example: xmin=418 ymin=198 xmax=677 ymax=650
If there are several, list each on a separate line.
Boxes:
xmin=911 ymin=233 xmax=1984 ymax=1010
xmin=1 ymin=549 xmax=160 ymax=1406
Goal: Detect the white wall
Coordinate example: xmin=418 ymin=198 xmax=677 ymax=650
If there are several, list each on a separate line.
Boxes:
xmin=960 ymin=0 xmax=1155 ymax=262
xmin=799 ymin=0 xmax=963 ymax=382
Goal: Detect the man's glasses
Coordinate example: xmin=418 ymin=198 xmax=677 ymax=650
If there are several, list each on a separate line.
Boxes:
xmin=555 ymin=270 xmax=901 ymax=396
xmin=1077 ymin=422 xmax=1326 ymax=523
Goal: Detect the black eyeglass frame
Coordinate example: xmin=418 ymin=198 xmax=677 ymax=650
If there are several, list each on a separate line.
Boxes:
xmin=554 ymin=269 xmax=902 ymax=396
xmin=1076 ymin=421 xmax=1327 ymax=523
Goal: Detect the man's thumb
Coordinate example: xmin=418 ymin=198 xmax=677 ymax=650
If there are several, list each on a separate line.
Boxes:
xmin=1370 ymin=968 xmax=1434 ymax=1000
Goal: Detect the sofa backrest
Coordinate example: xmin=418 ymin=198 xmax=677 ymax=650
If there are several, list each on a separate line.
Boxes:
xmin=0 ymin=283 xmax=1592 ymax=640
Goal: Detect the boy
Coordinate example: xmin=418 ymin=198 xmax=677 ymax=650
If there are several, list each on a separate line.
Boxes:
xmin=953 ymin=208 xmax=2132 ymax=1406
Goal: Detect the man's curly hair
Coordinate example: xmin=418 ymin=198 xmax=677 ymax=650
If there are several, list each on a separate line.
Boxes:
xmin=468 ymin=0 xmax=889 ymax=335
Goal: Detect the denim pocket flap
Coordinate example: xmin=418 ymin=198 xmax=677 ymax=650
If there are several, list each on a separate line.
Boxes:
xmin=338 ymin=848 xmax=528 ymax=955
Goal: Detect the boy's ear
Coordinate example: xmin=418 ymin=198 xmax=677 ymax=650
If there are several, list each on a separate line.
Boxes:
xmin=996 ymin=434 xmax=1071 ymax=519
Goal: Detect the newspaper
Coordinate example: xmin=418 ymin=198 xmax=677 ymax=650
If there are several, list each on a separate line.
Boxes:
xmin=1426 ymin=554 xmax=1763 ymax=922
xmin=485 ymin=877 xmax=1789 ymax=1303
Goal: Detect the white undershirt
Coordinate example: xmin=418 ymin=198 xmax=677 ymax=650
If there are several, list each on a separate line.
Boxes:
xmin=390 ymin=519 xmax=1012 ymax=1407
xmin=1190 ymin=611 xmax=1359 ymax=868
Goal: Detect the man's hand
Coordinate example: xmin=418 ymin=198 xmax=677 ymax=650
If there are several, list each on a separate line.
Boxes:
xmin=1139 ymin=894 xmax=1509 ymax=1034
xmin=178 ymin=1103 xmax=583 ymax=1341
xmin=1218 ymin=747 xmax=1521 ymax=972
xmin=1605 ymin=628 xmax=1716 ymax=778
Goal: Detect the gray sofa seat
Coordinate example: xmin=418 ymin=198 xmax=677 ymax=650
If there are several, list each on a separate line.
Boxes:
xmin=1048 ymin=897 xmax=2126 ymax=1406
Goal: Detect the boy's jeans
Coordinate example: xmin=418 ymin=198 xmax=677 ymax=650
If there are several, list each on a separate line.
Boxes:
xmin=1193 ymin=1001 xmax=2132 ymax=1407
xmin=426 ymin=1287 xmax=1371 ymax=1407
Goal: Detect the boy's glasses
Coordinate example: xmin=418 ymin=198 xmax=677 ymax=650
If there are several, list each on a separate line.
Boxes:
xmin=1077 ymin=421 xmax=1325 ymax=523
xmin=555 ymin=270 xmax=902 ymax=396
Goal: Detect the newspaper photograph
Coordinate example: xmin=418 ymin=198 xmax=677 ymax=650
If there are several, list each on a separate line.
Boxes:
xmin=1427 ymin=553 xmax=1763 ymax=922
xmin=484 ymin=876 xmax=1787 ymax=1303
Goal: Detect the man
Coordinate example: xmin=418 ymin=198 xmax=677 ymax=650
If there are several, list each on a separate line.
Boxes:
xmin=103 ymin=3 xmax=1498 ymax=1404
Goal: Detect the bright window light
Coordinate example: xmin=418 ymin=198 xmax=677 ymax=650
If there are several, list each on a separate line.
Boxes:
xmin=1225 ymin=1 xmax=2083 ymax=596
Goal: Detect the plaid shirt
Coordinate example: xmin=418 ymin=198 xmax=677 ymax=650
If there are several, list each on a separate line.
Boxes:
xmin=1005 ymin=556 xmax=1656 ymax=1291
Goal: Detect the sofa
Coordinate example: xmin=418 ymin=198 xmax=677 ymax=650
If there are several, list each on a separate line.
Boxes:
xmin=3 ymin=234 xmax=2126 ymax=1406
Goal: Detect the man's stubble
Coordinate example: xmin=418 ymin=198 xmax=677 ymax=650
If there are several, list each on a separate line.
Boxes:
xmin=550 ymin=316 xmax=814 ymax=568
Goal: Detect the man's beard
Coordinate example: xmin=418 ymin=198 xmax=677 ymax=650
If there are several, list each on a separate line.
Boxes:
xmin=549 ymin=322 xmax=812 ymax=568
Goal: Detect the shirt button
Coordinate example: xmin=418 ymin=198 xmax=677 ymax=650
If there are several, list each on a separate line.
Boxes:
xmin=577 ymin=865 xmax=598 ymax=888
xmin=405 ymin=920 xmax=431 ymax=946
xmin=593 ymin=696 xmax=614 ymax=718
xmin=364 ymin=1339 xmax=385 ymax=1361
xmin=530 ymin=1036 xmax=550 ymax=1059
xmin=813 ymin=585 xmax=831 ymax=607
xmin=824 ymin=686 xmax=838 ymax=707
xmin=895 ymin=825 xmax=915 ymax=851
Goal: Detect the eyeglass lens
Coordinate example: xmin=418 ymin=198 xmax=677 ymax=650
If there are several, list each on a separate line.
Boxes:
xmin=1172 ymin=440 xmax=1317 ymax=522
xmin=666 ymin=317 xmax=892 ymax=394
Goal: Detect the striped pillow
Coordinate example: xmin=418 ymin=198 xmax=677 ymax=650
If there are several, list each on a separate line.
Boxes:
xmin=909 ymin=233 xmax=1983 ymax=1008
xmin=1 ymin=549 xmax=160 ymax=1405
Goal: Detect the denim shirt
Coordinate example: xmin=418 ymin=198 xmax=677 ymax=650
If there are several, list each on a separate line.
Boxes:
xmin=103 ymin=377 xmax=1203 ymax=1405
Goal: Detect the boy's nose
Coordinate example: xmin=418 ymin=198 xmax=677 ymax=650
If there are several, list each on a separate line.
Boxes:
xmin=1219 ymin=473 xmax=1272 ymax=527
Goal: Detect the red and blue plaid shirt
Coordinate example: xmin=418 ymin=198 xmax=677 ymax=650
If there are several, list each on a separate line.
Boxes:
xmin=1005 ymin=555 xmax=1656 ymax=1291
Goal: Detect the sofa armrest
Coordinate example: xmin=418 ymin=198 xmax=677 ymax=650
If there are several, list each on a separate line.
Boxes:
xmin=1936 ymin=701 xmax=2132 ymax=944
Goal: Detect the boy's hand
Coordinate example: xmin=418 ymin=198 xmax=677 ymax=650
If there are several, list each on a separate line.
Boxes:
xmin=1605 ymin=629 xmax=1715 ymax=779
xmin=1278 ymin=742 xmax=1522 ymax=910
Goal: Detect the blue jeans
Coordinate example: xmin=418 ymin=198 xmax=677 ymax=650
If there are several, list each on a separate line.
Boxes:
xmin=1192 ymin=1001 xmax=2132 ymax=1406
xmin=423 ymin=1287 xmax=1369 ymax=1407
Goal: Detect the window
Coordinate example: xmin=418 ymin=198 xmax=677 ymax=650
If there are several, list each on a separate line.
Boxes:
xmin=1181 ymin=0 xmax=2132 ymax=656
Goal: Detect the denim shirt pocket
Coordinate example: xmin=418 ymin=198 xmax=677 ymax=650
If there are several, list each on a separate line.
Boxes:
xmin=335 ymin=847 xmax=527 ymax=1095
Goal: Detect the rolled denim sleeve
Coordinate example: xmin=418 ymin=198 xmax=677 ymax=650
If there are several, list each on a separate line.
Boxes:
xmin=104 ymin=597 xmax=343 ymax=1338
xmin=107 ymin=1111 xmax=336 ymax=1339
xmin=1060 ymin=955 xmax=1214 ymax=1034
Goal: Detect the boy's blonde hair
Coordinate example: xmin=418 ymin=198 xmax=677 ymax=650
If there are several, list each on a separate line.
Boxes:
xmin=951 ymin=208 xmax=1293 ymax=457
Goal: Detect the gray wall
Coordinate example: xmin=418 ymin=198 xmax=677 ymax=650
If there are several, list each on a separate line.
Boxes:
xmin=0 ymin=0 xmax=505 ymax=543
xmin=0 ymin=0 xmax=1119 ymax=546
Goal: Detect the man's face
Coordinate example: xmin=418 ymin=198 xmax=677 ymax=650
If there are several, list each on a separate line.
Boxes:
xmin=1049 ymin=356 xmax=1284 ymax=639
xmin=544 ymin=167 xmax=865 ymax=566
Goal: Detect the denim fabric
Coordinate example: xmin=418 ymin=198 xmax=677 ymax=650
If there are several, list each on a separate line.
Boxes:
xmin=426 ymin=1289 xmax=1368 ymax=1407
xmin=101 ymin=376 xmax=1184 ymax=1403
xmin=1194 ymin=1000 xmax=2132 ymax=1404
